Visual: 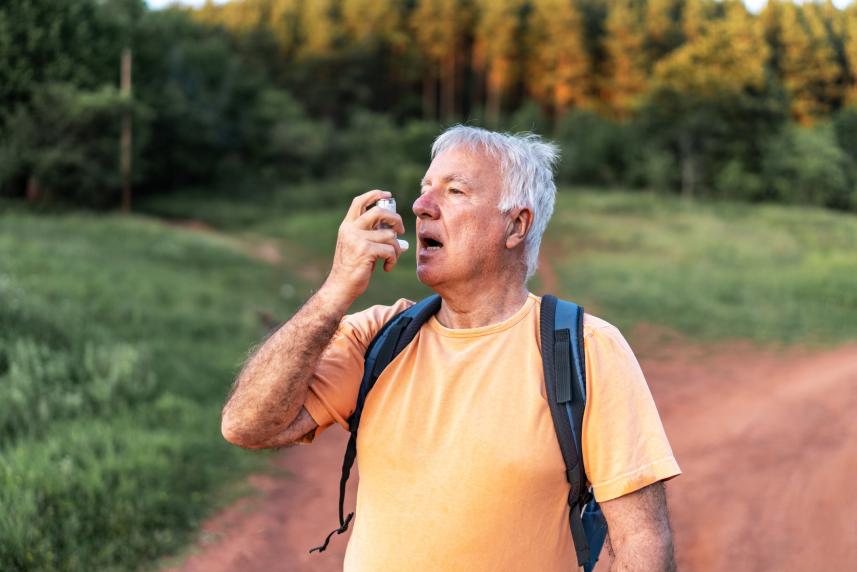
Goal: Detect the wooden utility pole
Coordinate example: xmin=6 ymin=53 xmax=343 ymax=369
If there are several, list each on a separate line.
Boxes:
xmin=120 ymin=47 xmax=133 ymax=213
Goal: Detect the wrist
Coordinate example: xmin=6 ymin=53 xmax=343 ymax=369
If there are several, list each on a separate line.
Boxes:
xmin=315 ymin=278 xmax=355 ymax=316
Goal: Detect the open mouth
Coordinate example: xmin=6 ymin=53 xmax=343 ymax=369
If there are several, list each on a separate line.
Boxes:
xmin=422 ymin=237 xmax=443 ymax=251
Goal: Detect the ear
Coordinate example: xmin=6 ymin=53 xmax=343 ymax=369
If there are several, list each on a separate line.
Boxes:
xmin=505 ymin=207 xmax=533 ymax=250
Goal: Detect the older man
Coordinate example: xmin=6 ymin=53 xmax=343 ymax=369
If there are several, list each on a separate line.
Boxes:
xmin=221 ymin=126 xmax=681 ymax=571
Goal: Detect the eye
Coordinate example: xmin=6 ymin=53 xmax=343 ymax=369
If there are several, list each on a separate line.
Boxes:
xmin=449 ymin=188 xmax=463 ymax=195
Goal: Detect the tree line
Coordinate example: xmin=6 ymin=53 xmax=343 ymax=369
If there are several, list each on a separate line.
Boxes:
xmin=2 ymin=0 xmax=857 ymax=211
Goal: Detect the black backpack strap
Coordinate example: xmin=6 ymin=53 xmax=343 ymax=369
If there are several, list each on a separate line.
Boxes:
xmin=310 ymin=295 xmax=442 ymax=553
xmin=541 ymin=294 xmax=591 ymax=568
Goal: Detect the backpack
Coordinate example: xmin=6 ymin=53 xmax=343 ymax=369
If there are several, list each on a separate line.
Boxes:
xmin=310 ymin=294 xmax=609 ymax=571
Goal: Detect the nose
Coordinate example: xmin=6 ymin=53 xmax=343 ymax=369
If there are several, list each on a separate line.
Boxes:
xmin=413 ymin=188 xmax=440 ymax=220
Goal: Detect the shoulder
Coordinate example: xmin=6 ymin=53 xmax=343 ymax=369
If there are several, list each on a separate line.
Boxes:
xmin=531 ymin=294 xmax=627 ymax=347
xmin=339 ymin=298 xmax=415 ymax=347
xmin=532 ymin=294 xmax=636 ymax=364
xmin=582 ymin=313 xmax=637 ymax=361
xmin=583 ymin=313 xmax=625 ymax=344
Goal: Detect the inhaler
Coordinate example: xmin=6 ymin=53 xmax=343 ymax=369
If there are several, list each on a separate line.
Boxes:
xmin=376 ymin=198 xmax=409 ymax=250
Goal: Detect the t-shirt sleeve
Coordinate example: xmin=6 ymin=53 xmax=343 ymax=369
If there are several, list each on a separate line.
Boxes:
xmin=582 ymin=320 xmax=681 ymax=502
xmin=303 ymin=298 xmax=414 ymax=436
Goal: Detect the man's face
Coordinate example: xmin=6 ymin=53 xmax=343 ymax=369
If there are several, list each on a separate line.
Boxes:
xmin=413 ymin=145 xmax=511 ymax=290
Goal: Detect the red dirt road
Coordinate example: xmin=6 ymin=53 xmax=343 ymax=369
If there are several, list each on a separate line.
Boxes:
xmin=162 ymin=337 xmax=857 ymax=572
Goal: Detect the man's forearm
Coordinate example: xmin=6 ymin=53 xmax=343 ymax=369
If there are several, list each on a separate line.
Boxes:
xmin=609 ymin=532 xmax=676 ymax=572
xmin=221 ymin=284 xmax=350 ymax=447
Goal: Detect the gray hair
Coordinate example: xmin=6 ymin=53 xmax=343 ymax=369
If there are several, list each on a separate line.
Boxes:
xmin=431 ymin=125 xmax=560 ymax=281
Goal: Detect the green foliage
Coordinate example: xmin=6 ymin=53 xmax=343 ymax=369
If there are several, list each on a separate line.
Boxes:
xmin=141 ymin=186 xmax=857 ymax=346
xmin=553 ymin=110 xmax=632 ymax=187
xmin=545 ymin=190 xmax=857 ymax=344
xmin=335 ymin=111 xmax=440 ymax=207
xmin=0 ymin=210 xmax=295 ymax=570
xmin=831 ymin=106 xmax=857 ymax=166
xmin=4 ymin=0 xmax=857 ymax=213
xmin=0 ymin=83 xmax=143 ymax=206
xmin=762 ymin=123 xmax=853 ymax=209
xmin=0 ymin=0 xmax=130 ymax=108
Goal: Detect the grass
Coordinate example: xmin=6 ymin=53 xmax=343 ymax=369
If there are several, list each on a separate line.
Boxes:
xmin=0 ymin=208 xmax=296 ymax=571
xmin=542 ymin=190 xmax=857 ymax=344
xmin=141 ymin=186 xmax=857 ymax=345
xmin=2 ymin=186 xmax=856 ymax=570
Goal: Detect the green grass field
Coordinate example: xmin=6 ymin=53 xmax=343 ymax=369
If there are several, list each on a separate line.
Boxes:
xmin=0 ymin=208 xmax=296 ymax=571
xmin=2 ymin=188 xmax=856 ymax=570
xmin=145 ymin=187 xmax=857 ymax=344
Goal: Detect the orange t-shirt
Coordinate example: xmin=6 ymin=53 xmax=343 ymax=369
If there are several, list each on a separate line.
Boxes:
xmin=304 ymin=293 xmax=680 ymax=571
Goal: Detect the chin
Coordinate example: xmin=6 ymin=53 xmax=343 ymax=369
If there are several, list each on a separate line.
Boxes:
xmin=416 ymin=265 xmax=445 ymax=289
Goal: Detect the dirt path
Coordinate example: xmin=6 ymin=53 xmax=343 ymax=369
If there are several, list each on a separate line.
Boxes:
xmin=160 ymin=336 xmax=857 ymax=572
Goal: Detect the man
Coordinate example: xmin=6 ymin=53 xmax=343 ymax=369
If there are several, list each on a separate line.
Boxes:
xmin=221 ymin=126 xmax=681 ymax=571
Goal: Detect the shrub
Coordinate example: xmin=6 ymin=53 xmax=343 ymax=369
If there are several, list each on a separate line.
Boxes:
xmin=761 ymin=124 xmax=852 ymax=209
xmin=553 ymin=110 xmax=631 ymax=187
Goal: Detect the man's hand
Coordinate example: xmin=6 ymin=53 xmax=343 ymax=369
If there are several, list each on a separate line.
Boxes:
xmin=221 ymin=190 xmax=405 ymax=449
xmin=600 ymin=481 xmax=676 ymax=571
xmin=324 ymin=189 xmax=406 ymax=306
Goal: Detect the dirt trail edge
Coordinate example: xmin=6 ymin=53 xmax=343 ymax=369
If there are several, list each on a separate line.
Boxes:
xmin=160 ymin=337 xmax=857 ymax=572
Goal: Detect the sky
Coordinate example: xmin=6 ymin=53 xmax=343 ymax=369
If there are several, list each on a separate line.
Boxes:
xmin=147 ymin=0 xmax=855 ymax=11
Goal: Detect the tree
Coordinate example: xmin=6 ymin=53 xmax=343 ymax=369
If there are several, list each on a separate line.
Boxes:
xmin=341 ymin=0 xmax=402 ymax=46
xmin=0 ymin=83 xmax=135 ymax=206
xmin=474 ymin=0 xmax=525 ymax=125
xmin=601 ymin=0 xmax=648 ymax=120
xmin=680 ymin=0 xmax=712 ymax=43
xmin=526 ymin=0 xmax=592 ymax=116
xmin=645 ymin=0 xmax=681 ymax=60
xmin=654 ymin=0 xmax=767 ymax=99
xmin=296 ymin=0 xmax=340 ymax=60
xmin=266 ymin=0 xmax=301 ymax=57
xmin=0 ymin=0 xmax=118 ymax=112
xmin=411 ymin=0 xmax=470 ymax=121
xmin=648 ymin=0 xmax=776 ymax=198
xmin=843 ymin=4 xmax=857 ymax=104
xmin=778 ymin=2 xmax=842 ymax=124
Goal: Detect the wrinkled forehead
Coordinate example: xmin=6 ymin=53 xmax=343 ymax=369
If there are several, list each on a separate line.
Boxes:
xmin=424 ymin=144 xmax=503 ymax=193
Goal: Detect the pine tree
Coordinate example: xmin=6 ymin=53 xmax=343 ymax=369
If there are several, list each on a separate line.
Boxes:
xmin=645 ymin=0 xmax=681 ymax=60
xmin=474 ymin=0 xmax=525 ymax=125
xmin=296 ymin=0 xmax=340 ymax=59
xmin=267 ymin=0 xmax=301 ymax=57
xmin=601 ymin=0 xmax=648 ymax=120
xmin=680 ymin=0 xmax=712 ymax=44
xmin=845 ymin=4 xmax=857 ymax=105
xmin=526 ymin=0 xmax=591 ymax=116
xmin=341 ymin=0 xmax=402 ymax=46
xmin=411 ymin=0 xmax=469 ymax=121
xmin=779 ymin=2 xmax=841 ymax=124
xmin=195 ymin=0 xmax=267 ymax=34
xmin=654 ymin=0 xmax=767 ymax=98
xmin=651 ymin=0 xmax=769 ymax=198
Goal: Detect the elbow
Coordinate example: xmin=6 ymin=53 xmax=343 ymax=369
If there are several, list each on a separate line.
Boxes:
xmin=221 ymin=411 xmax=263 ymax=450
xmin=220 ymin=413 xmax=242 ymax=446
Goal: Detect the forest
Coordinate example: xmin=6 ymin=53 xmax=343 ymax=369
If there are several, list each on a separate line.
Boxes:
xmin=1 ymin=0 xmax=857 ymax=212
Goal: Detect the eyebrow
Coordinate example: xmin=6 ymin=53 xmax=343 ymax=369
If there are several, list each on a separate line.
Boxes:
xmin=420 ymin=173 xmax=473 ymax=188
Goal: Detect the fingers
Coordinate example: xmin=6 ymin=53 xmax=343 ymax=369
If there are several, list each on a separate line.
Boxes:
xmin=369 ymin=242 xmax=398 ymax=273
xmin=364 ymin=228 xmax=404 ymax=262
xmin=345 ymin=189 xmax=392 ymax=222
xmin=357 ymin=207 xmax=405 ymax=234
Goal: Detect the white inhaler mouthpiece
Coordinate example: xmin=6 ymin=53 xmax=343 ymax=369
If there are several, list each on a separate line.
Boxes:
xmin=376 ymin=197 xmax=409 ymax=250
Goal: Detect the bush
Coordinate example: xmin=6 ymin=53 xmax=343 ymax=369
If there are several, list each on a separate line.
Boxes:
xmin=714 ymin=159 xmax=765 ymax=201
xmin=761 ymin=124 xmax=852 ymax=209
xmin=0 ymin=211 xmax=287 ymax=570
xmin=0 ymin=84 xmax=144 ymax=207
xmin=553 ymin=110 xmax=632 ymax=187
xmin=329 ymin=111 xmax=440 ymax=207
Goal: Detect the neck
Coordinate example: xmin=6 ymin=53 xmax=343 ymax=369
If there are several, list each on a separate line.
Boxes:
xmin=434 ymin=277 xmax=530 ymax=329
